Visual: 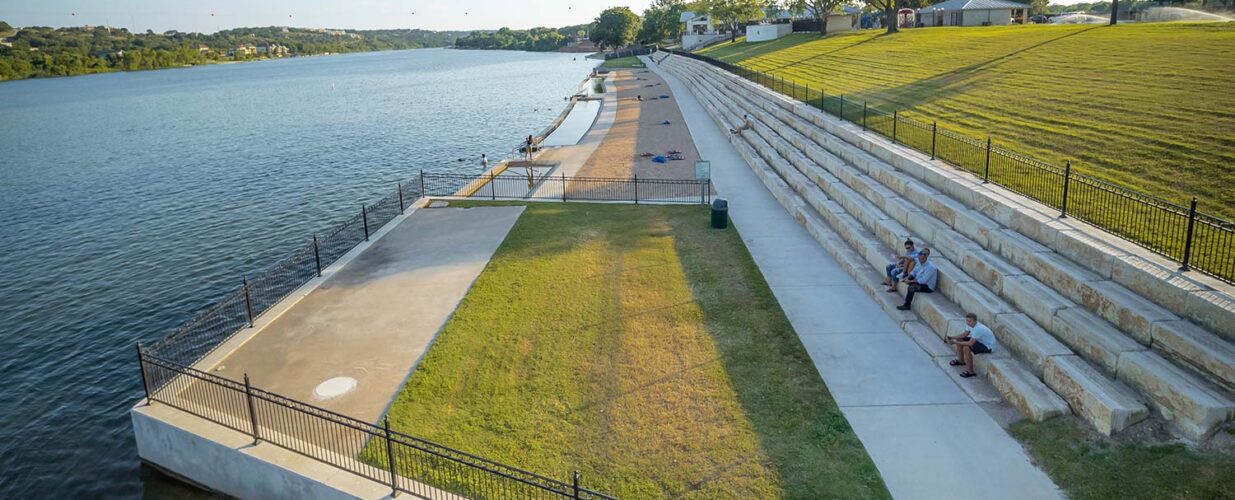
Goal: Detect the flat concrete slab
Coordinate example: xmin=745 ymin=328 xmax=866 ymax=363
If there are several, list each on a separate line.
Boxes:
xmin=647 ymin=55 xmax=1061 ymax=499
xmin=212 ymin=206 xmax=524 ymax=423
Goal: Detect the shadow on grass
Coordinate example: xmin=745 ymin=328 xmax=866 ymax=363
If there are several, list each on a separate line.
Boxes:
xmin=663 ymin=209 xmax=890 ymax=498
xmin=842 ymin=26 xmax=1103 ymax=110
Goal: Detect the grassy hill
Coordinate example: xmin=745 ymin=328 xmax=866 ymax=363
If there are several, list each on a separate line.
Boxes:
xmin=698 ymin=23 xmax=1235 ymax=219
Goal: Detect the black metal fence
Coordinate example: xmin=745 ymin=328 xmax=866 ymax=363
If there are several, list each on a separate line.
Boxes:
xmin=136 ymin=169 xmax=715 ymax=498
xmin=138 ymin=352 xmax=615 ymax=499
xmin=421 ymin=171 xmax=712 ymax=205
xmin=663 ymin=49 xmax=1235 ymax=284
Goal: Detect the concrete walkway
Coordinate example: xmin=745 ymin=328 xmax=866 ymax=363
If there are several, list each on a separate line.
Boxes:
xmin=644 ymin=56 xmax=1061 ymax=500
xmin=212 ymin=206 xmax=524 ymax=423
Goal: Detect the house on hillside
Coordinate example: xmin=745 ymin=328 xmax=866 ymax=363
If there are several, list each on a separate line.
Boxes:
xmin=916 ymin=0 xmax=1031 ymax=26
xmin=680 ymin=11 xmax=725 ymax=50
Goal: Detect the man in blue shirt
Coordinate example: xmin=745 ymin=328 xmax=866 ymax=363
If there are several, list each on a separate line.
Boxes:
xmin=896 ymin=248 xmax=937 ymax=311
xmin=946 ymin=312 xmax=997 ymax=378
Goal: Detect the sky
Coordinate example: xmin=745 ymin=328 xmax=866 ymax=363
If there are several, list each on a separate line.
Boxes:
xmin=0 ymin=0 xmax=658 ymax=34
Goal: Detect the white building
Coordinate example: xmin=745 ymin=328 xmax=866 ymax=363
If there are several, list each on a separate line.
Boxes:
xmin=680 ymin=11 xmax=725 ymax=50
xmin=917 ymin=0 xmax=1031 ymax=26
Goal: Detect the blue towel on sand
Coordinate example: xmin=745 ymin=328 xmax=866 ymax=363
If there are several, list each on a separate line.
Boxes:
xmin=652 ymin=155 xmax=667 ymax=163
xmin=661 ymin=120 xmax=671 ymax=125
xmin=659 ymin=95 xmax=670 ymax=99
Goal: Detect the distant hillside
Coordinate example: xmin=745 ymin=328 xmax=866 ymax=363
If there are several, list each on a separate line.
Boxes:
xmin=0 ymin=23 xmax=472 ymax=81
xmin=454 ymin=24 xmax=590 ymax=52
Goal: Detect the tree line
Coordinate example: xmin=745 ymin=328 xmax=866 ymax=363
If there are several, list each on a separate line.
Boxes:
xmin=453 ymin=25 xmax=588 ymax=51
xmin=0 ymin=23 xmax=469 ymax=81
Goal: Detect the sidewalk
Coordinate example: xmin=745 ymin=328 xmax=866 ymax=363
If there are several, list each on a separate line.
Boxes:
xmin=644 ymin=55 xmax=1061 ymax=500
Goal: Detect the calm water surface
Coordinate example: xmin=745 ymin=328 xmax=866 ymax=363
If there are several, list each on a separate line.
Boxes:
xmin=0 ymin=48 xmax=596 ymax=497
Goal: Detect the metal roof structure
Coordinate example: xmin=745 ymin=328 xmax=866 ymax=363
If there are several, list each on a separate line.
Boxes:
xmin=918 ymin=0 xmax=1030 ymax=12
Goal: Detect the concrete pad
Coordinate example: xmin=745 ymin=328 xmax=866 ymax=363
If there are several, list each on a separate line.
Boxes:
xmin=741 ymin=235 xmax=853 ymax=286
xmin=800 ymin=333 xmax=971 ymax=407
xmin=843 ymin=404 xmax=1061 ymax=500
xmin=933 ymin=357 xmax=1005 ymax=403
xmin=772 ymin=285 xmax=901 ymax=335
xmin=212 ymin=207 xmax=523 ymax=423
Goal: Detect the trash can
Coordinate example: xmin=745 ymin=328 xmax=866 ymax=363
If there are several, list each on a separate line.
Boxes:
xmin=710 ymin=198 xmax=729 ymax=229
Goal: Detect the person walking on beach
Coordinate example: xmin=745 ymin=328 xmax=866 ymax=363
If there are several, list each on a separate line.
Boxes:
xmin=480 ymin=153 xmax=488 ymax=170
xmin=525 ymin=135 xmax=535 ymax=161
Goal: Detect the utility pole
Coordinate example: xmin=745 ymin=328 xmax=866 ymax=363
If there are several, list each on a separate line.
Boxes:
xmin=1110 ymin=0 xmax=1119 ymax=25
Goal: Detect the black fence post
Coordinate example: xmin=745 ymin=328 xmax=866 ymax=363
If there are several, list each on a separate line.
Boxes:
xmin=362 ymin=204 xmax=370 ymax=241
xmin=1180 ymin=197 xmax=1198 ymax=271
xmin=397 ymin=182 xmax=405 ymax=213
xmin=383 ymin=418 xmax=399 ymax=497
xmin=862 ymin=102 xmax=868 ymax=131
xmin=1061 ymin=160 xmax=1072 ymax=218
xmin=312 ymin=234 xmax=322 ymax=277
xmin=707 ymin=180 xmax=713 ymax=204
xmin=633 ymin=175 xmax=639 ymax=204
xmin=892 ymin=110 xmax=899 ymax=144
xmin=839 ymin=95 xmax=845 ymax=121
xmin=572 ymin=470 xmax=581 ymax=499
xmin=242 ymin=276 xmax=254 ymax=328
xmin=561 ymin=173 xmax=567 ymax=202
xmin=419 ymin=169 xmax=426 ymax=197
xmin=984 ymin=137 xmax=992 ymax=184
xmin=136 ymin=343 xmax=152 ymax=406
xmin=819 ymin=90 xmax=825 ymax=111
xmin=490 ymin=171 xmax=497 ymax=201
xmin=243 ymin=374 xmax=260 ymax=445
xmin=930 ymin=122 xmax=938 ymax=160
xmin=804 ymin=84 xmax=809 ymax=106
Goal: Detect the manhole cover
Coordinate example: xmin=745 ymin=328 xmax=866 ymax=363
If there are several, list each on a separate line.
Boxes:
xmin=313 ymin=377 xmax=357 ymax=400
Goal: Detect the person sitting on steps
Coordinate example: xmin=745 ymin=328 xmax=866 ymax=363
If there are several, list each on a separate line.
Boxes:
xmin=884 ymin=238 xmax=921 ymax=292
xmin=729 ymin=114 xmax=752 ymax=136
xmin=896 ymin=248 xmax=937 ymax=311
xmin=946 ymin=313 xmax=997 ymax=378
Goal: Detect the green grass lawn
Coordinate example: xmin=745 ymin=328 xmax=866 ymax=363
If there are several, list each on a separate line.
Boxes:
xmin=1011 ymin=417 xmax=1235 ymax=499
xmin=698 ymin=23 xmax=1235 ymax=219
xmin=377 ymin=201 xmax=888 ymax=498
xmin=601 ymin=55 xmax=646 ymax=68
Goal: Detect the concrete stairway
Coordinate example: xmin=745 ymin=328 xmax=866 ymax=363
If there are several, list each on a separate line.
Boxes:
xmin=658 ymin=54 xmax=1235 ymax=439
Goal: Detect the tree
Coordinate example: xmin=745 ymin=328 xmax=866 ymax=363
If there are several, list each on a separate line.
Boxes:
xmin=764 ymin=0 xmax=785 ymax=19
xmin=590 ymin=7 xmax=642 ymax=50
xmin=704 ymin=0 xmax=765 ymax=42
xmin=863 ymin=0 xmax=899 ymax=33
xmin=789 ymin=0 xmax=847 ymax=35
xmin=0 ymin=21 xmax=12 ymax=33
xmin=638 ymin=0 xmax=688 ymax=44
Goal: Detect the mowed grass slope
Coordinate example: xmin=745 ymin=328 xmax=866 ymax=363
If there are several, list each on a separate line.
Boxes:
xmin=699 ymin=23 xmax=1235 ymax=218
xmin=380 ymin=202 xmax=888 ymax=498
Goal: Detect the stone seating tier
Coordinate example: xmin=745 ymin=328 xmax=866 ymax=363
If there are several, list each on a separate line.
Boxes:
xmin=661 ymin=54 xmax=1235 ymax=439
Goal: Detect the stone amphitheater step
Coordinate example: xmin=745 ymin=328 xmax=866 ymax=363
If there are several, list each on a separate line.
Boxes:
xmin=664 ymin=56 xmax=1235 ymax=438
xmin=669 ymin=57 xmax=1235 ymax=398
xmin=662 ymin=58 xmax=1075 ymax=428
xmin=696 ymin=65 xmax=1235 ymax=347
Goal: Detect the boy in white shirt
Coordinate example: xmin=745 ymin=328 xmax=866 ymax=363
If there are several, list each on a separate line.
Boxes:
xmin=946 ymin=312 xmax=996 ymax=378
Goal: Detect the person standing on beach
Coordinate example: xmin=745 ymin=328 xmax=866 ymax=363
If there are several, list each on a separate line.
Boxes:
xmin=525 ymin=135 xmax=535 ymax=161
xmin=480 ymin=154 xmax=488 ymax=170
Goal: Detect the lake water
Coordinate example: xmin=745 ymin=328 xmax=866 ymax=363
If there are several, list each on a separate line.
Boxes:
xmin=0 ymin=48 xmax=597 ymax=497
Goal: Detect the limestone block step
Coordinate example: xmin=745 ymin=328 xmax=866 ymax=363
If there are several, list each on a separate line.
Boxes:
xmin=988 ymin=357 xmax=1071 ymax=422
xmin=994 ymin=313 xmax=1073 ymax=378
xmin=1151 ymin=321 xmax=1235 ymax=391
xmin=1050 ymin=308 xmax=1147 ymax=373
xmin=1043 ymin=355 xmax=1149 ymax=435
xmin=963 ymin=248 xmax=1025 ymax=295
xmin=1079 ymin=280 xmax=1179 ymax=346
xmin=1116 ymin=350 xmax=1235 ymax=439
xmin=951 ymin=281 xmax=1018 ymax=327
xmin=1000 ymin=275 xmax=1072 ymax=328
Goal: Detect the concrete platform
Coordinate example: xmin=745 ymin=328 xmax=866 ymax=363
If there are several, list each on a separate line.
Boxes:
xmin=210 ymin=206 xmax=524 ymax=423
